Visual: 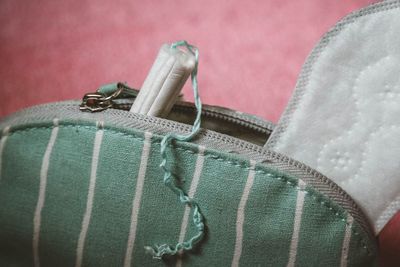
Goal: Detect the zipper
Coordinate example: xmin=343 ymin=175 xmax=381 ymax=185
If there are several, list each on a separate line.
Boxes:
xmin=79 ymin=83 xmax=137 ymax=113
xmin=80 ymin=83 xmax=275 ymax=145
xmin=76 ymin=83 xmax=375 ymax=244
xmin=0 ymin=91 xmax=376 ymax=248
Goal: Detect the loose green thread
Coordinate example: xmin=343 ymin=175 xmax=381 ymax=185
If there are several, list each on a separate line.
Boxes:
xmin=4 ymin=125 xmax=373 ymax=255
xmin=144 ymin=40 xmax=205 ymax=259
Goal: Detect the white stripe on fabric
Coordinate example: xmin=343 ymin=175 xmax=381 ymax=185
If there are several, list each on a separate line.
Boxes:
xmin=176 ymin=145 xmax=206 ymax=267
xmin=340 ymin=214 xmax=354 ymax=267
xmin=124 ymin=131 xmax=153 ymax=267
xmin=75 ymin=121 xmax=104 ymax=267
xmin=231 ymin=160 xmax=256 ymax=267
xmin=0 ymin=126 xmax=11 ymax=182
xmin=33 ymin=119 xmax=59 ymax=267
xmin=286 ymin=179 xmax=307 ymax=267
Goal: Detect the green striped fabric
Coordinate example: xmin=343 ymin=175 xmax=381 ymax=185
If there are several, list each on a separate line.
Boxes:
xmin=0 ymin=120 xmax=376 ymax=266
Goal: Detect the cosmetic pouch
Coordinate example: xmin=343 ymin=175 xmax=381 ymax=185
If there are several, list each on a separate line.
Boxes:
xmin=0 ymin=83 xmax=377 ymax=266
xmin=0 ymin=1 xmax=387 ymax=266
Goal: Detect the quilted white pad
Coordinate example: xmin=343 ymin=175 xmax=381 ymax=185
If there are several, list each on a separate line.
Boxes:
xmin=266 ymin=1 xmax=400 ymax=234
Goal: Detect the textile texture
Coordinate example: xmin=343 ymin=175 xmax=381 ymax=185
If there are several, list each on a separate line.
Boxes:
xmin=266 ymin=0 xmax=400 ymax=234
xmin=0 ymin=120 xmax=376 ymax=266
xmin=0 ymin=1 xmax=398 ymax=265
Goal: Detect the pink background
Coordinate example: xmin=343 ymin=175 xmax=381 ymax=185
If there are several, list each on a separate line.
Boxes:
xmin=0 ymin=0 xmax=398 ymax=265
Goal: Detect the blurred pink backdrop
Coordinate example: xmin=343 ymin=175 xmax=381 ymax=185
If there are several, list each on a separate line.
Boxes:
xmin=0 ymin=0 xmax=398 ymax=265
xmin=0 ymin=0 xmax=378 ymax=121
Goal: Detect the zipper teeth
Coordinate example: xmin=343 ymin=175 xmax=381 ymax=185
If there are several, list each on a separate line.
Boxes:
xmin=125 ymin=106 xmax=373 ymax=241
xmin=174 ymin=105 xmax=272 ymax=133
xmin=1 ymin=101 xmax=362 ymax=211
xmin=107 ymin=86 xmax=274 ymax=134
xmin=114 ymin=102 xmax=274 ymax=135
xmin=0 ymin=101 xmax=374 ymax=244
xmin=0 ymin=101 xmax=361 ymax=209
xmin=111 ymin=104 xmax=369 ymax=226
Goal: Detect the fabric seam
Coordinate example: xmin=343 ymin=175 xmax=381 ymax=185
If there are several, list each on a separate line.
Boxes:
xmin=1 ymin=123 xmax=374 ymax=255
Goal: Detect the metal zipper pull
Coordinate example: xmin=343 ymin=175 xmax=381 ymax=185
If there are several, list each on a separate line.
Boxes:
xmin=80 ymin=82 xmax=136 ymax=112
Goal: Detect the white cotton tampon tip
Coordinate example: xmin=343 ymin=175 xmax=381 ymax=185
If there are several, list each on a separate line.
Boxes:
xmin=130 ymin=45 xmax=171 ymax=114
xmin=130 ymin=44 xmax=195 ymax=117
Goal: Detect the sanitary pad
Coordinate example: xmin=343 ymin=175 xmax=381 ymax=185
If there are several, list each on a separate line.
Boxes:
xmin=266 ymin=0 xmax=400 ymax=234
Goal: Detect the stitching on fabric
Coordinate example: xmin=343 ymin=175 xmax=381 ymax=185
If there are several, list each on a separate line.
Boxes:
xmin=0 ymin=102 xmax=380 ymax=235
xmin=269 ymin=152 xmax=359 ymax=209
xmin=1 ymin=124 xmax=373 ymax=255
xmin=62 ymin=105 xmax=263 ymax=153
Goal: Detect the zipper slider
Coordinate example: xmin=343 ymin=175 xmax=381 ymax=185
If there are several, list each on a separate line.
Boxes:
xmin=80 ymin=83 xmax=136 ymax=112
